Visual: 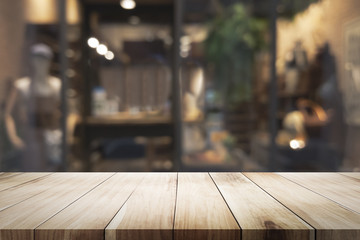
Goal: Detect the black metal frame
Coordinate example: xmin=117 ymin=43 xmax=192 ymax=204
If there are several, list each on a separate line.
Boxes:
xmin=59 ymin=0 xmax=69 ymax=171
xmin=269 ymin=0 xmax=278 ymax=170
xmin=171 ymin=0 xmax=183 ymax=171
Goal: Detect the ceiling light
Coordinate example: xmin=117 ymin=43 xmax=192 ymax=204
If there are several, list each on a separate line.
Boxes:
xmin=96 ymin=44 xmax=108 ymax=55
xmin=105 ymin=51 xmax=114 ymax=60
xmin=87 ymin=37 xmax=99 ymax=48
xmin=120 ymin=0 xmax=136 ymax=10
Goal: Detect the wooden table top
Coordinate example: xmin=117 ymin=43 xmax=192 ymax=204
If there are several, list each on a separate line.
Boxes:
xmin=0 ymin=172 xmax=360 ymax=240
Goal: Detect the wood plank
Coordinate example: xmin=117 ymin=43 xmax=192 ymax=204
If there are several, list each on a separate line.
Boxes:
xmin=279 ymin=173 xmax=360 ymax=214
xmin=106 ymin=173 xmax=177 ymax=240
xmin=36 ymin=173 xmax=145 ymax=240
xmin=0 ymin=174 xmax=60 ymax=212
xmin=0 ymin=172 xmax=22 ymax=180
xmin=174 ymin=173 xmax=240 ymax=240
xmin=0 ymin=173 xmax=113 ymax=240
xmin=0 ymin=172 xmax=50 ymax=191
xmin=244 ymin=172 xmax=360 ymax=240
xmin=210 ymin=173 xmax=314 ymax=240
xmin=340 ymin=172 xmax=360 ymax=180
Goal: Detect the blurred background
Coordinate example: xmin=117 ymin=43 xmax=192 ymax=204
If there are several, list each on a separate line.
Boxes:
xmin=0 ymin=0 xmax=359 ymax=172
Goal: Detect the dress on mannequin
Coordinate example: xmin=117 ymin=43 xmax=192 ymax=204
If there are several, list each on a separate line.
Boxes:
xmin=4 ymin=44 xmax=61 ymax=171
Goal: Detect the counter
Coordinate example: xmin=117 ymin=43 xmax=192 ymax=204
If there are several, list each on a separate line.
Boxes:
xmin=0 ymin=172 xmax=359 ymax=240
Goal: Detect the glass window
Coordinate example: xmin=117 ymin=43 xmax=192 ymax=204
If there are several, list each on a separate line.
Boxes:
xmin=1 ymin=0 xmax=360 ymax=172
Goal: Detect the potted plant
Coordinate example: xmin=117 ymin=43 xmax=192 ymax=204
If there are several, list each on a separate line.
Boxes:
xmin=205 ymin=3 xmax=267 ymax=152
xmin=205 ymin=3 xmax=266 ymax=106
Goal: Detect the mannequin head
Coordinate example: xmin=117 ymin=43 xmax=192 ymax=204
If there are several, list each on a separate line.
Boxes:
xmin=29 ymin=44 xmax=53 ymax=79
xmin=189 ymin=67 xmax=204 ymax=98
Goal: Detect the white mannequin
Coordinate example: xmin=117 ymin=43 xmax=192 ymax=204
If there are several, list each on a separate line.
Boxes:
xmin=183 ymin=66 xmax=204 ymax=121
xmin=182 ymin=65 xmax=205 ymax=153
xmin=4 ymin=44 xmax=61 ymax=170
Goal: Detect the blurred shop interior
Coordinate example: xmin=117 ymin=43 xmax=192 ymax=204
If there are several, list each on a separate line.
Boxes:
xmin=0 ymin=0 xmax=360 ymax=172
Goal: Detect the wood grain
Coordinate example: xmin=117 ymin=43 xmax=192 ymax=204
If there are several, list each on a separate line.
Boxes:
xmin=106 ymin=173 xmax=177 ymax=240
xmin=244 ymin=172 xmax=360 ymax=240
xmin=0 ymin=173 xmax=112 ymax=240
xmin=36 ymin=173 xmax=145 ymax=240
xmin=0 ymin=172 xmax=22 ymax=180
xmin=174 ymin=173 xmax=240 ymax=240
xmin=0 ymin=172 xmax=360 ymax=240
xmin=0 ymin=172 xmax=51 ymax=192
xmin=279 ymin=172 xmax=360 ymax=213
xmin=210 ymin=172 xmax=314 ymax=240
xmin=0 ymin=173 xmax=73 ymax=212
xmin=340 ymin=172 xmax=360 ymax=180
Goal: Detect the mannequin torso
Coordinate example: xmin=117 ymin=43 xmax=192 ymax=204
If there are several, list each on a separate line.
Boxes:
xmin=4 ymin=44 xmax=62 ymax=170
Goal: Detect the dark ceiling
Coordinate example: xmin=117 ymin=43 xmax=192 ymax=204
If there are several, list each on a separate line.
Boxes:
xmin=83 ymin=0 xmax=212 ymax=24
xmin=81 ymin=0 xmax=318 ymax=24
xmin=83 ymin=0 xmax=171 ymax=4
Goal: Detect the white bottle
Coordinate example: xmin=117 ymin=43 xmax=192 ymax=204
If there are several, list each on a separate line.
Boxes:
xmin=92 ymin=86 xmax=107 ymax=116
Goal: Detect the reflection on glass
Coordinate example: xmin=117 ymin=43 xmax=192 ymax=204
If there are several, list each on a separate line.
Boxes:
xmin=1 ymin=0 xmax=360 ymax=172
xmin=4 ymin=44 xmax=61 ymax=171
xmin=180 ymin=1 xmax=267 ymax=171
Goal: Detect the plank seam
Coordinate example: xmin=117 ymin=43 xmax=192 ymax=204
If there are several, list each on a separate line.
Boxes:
xmin=33 ymin=173 xmax=117 ymax=235
xmin=208 ymin=172 xmax=242 ymax=239
xmin=242 ymin=173 xmax=317 ymax=240
xmin=339 ymin=173 xmax=360 ymax=182
xmin=0 ymin=174 xmax=57 ymax=213
xmin=103 ymin=173 xmax=146 ymax=240
xmin=0 ymin=173 xmax=53 ymax=193
xmin=278 ymin=173 xmax=360 ymax=215
xmin=172 ymin=172 xmax=178 ymax=240
xmin=0 ymin=172 xmax=23 ymax=180
xmin=0 ymin=188 xmax=51 ymax=213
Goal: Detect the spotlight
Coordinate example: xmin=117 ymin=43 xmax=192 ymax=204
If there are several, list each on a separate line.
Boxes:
xmin=96 ymin=44 xmax=108 ymax=55
xmin=105 ymin=51 xmax=114 ymax=60
xmin=87 ymin=37 xmax=99 ymax=48
xmin=120 ymin=0 xmax=136 ymax=10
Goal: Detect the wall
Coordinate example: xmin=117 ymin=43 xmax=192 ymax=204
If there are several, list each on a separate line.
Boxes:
xmin=277 ymin=2 xmax=326 ymax=74
xmin=277 ymin=0 xmax=360 ymax=91
xmin=0 ymin=0 xmax=26 ymax=107
xmin=0 ymin=0 xmax=80 ymax=108
xmin=0 ymin=0 xmax=25 ymax=163
xmin=277 ymin=0 xmax=360 ymax=169
xmin=25 ymin=0 xmax=80 ymax=24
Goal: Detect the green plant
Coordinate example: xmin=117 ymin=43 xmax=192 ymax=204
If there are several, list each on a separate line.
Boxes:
xmin=278 ymin=0 xmax=319 ymax=18
xmin=205 ymin=3 xmax=267 ymax=106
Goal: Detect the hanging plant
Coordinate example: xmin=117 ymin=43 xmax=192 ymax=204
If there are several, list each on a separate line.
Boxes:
xmin=278 ymin=0 xmax=319 ymax=18
xmin=205 ymin=3 xmax=267 ymax=106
